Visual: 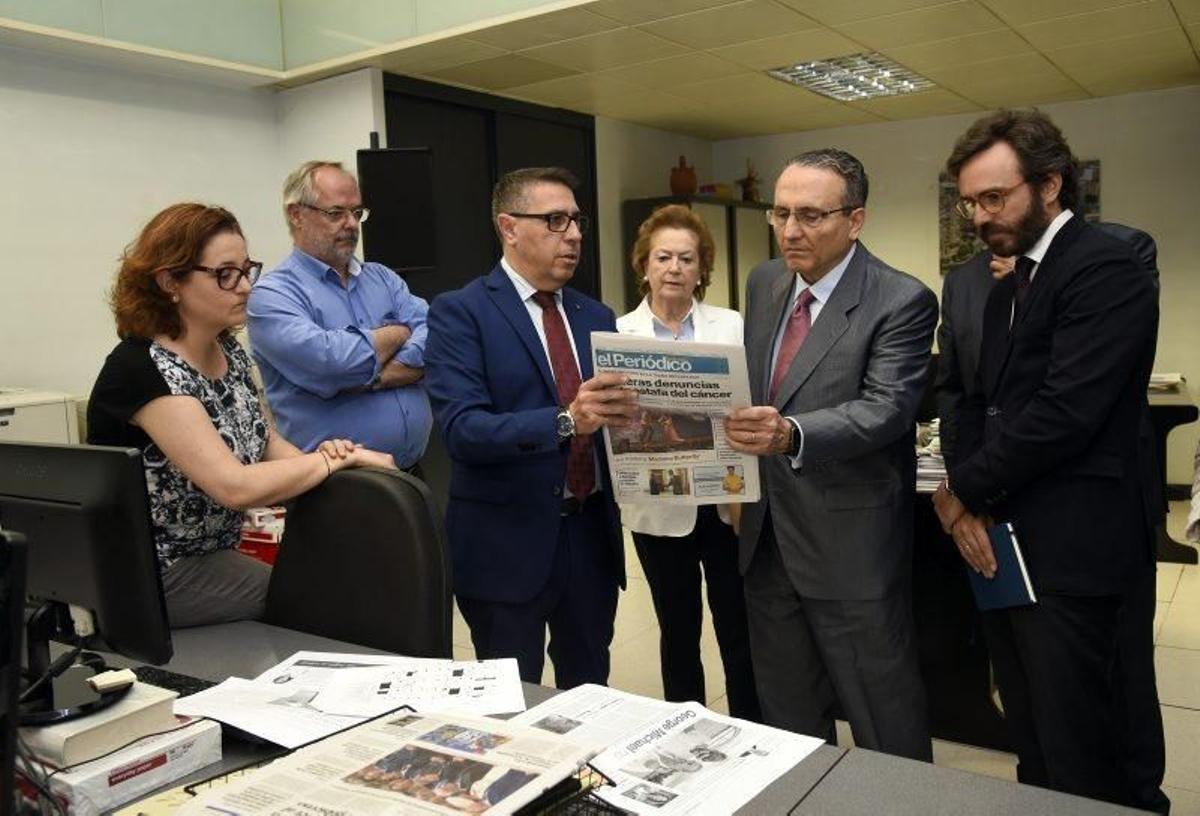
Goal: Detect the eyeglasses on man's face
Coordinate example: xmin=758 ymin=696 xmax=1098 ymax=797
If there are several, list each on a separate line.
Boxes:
xmin=766 ymin=206 xmax=855 ymax=229
xmin=506 ymin=211 xmax=589 ymax=235
xmin=193 ymin=261 xmax=263 ymax=290
xmin=954 ymin=181 xmax=1028 ymax=219
xmin=301 ymin=203 xmax=370 ymax=223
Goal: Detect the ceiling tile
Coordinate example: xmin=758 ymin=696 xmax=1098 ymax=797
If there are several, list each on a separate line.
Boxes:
xmin=710 ymin=27 xmax=864 ymax=69
xmin=598 ymin=52 xmax=747 ymax=89
xmin=590 ymin=90 xmax=707 ymax=121
xmin=835 ymin=1 xmax=1007 ymax=51
xmin=466 ymin=8 xmax=621 ymax=51
xmin=379 ymin=37 xmax=507 ymax=74
xmin=671 ymin=71 xmax=835 ymax=105
xmin=1174 ymin=0 xmax=1200 ymax=23
xmin=777 ymin=0 xmax=956 ymax=25
xmin=637 ymin=0 xmax=818 ymax=50
xmin=922 ymin=51 xmax=1087 ymax=105
xmin=975 ymin=85 xmax=1091 ymax=107
xmin=881 ymin=29 xmax=1035 ymax=73
xmin=426 ymin=54 xmax=578 ymax=90
xmin=504 ymin=72 xmax=647 ymax=108
xmin=587 ymin=0 xmax=737 ymax=26
xmin=1189 ymin=22 xmax=1200 ymax=48
xmin=519 ymin=27 xmax=688 ymax=71
xmin=847 ymin=87 xmax=982 ymax=119
xmin=1078 ymin=58 xmax=1200 ymax=95
xmin=1017 ymin=0 xmax=1180 ymax=51
xmin=1046 ymin=25 xmax=1196 ymax=73
xmin=980 ymin=0 xmax=1150 ymax=26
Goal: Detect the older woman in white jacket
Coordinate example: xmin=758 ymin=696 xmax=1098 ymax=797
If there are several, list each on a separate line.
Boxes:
xmin=617 ymin=205 xmax=760 ymax=721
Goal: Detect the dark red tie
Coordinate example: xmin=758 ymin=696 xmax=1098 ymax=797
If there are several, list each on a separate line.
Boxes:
xmin=532 ymin=291 xmax=594 ymax=498
xmin=769 ymin=288 xmax=816 ymax=403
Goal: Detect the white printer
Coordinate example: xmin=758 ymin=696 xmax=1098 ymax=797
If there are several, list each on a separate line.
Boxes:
xmin=0 ymin=388 xmax=80 ymax=444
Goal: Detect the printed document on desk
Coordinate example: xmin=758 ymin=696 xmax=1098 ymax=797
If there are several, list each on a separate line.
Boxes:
xmin=589 ymin=701 xmax=823 ymax=815
xmin=509 ymin=683 xmax=675 ymax=753
xmin=179 ymin=710 xmax=592 ymax=816
xmin=312 ymin=658 xmax=525 ymax=718
xmin=591 ymin=332 xmax=759 ymax=507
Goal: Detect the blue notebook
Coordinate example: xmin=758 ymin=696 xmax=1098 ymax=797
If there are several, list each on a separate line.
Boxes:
xmin=966 ymin=522 xmax=1038 ymax=611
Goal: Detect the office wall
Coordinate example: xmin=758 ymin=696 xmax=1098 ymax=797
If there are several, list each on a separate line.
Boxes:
xmin=712 ymin=85 xmax=1200 ymax=483
xmin=593 ymin=116 xmax=713 ymax=312
xmin=0 ymin=44 xmax=284 ymax=399
xmin=0 ymin=45 xmax=383 ymax=402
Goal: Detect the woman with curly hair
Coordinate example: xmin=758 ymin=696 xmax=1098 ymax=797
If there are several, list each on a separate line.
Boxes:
xmin=87 ymin=203 xmax=396 ymax=627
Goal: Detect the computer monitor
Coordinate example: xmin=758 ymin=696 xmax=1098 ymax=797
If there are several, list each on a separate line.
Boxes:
xmin=0 ymin=441 xmax=172 ymax=723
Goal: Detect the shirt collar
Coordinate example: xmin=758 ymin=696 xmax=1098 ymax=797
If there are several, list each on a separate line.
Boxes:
xmin=501 ymin=257 xmax=559 ymax=304
xmin=793 ymin=243 xmax=856 ymax=305
xmin=649 ymin=299 xmax=696 ymax=337
xmin=1022 ymin=209 xmax=1073 ymax=267
xmin=290 ymin=247 xmax=362 ymax=280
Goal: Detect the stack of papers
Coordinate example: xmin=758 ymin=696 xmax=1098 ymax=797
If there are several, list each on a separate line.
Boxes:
xmin=916 ymin=422 xmax=946 ymax=494
xmin=1149 ymin=372 xmax=1184 ymax=392
xmin=174 ymin=652 xmax=525 ymax=749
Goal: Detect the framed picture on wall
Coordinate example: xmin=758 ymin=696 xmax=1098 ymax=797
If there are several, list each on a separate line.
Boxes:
xmin=937 ymin=159 xmax=1101 ymax=275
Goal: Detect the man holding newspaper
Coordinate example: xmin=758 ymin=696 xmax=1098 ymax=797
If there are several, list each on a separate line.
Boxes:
xmin=725 ymin=149 xmax=937 ymax=761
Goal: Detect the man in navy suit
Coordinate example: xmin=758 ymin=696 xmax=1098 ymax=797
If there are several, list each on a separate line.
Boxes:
xmin=934 ymin=110 xmax=1165 ymax=811
xmin=424 ymin=167 xmax=637 ymax=688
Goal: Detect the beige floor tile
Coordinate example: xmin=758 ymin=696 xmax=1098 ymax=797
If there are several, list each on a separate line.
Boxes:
xmin=452 ymin=604 xmax=473 ymax=650
xmin=1171 ymin=564 xmax=1200 ymax=610
xmin=1156 ymin=646 xmax=1200 ymax=709
xmin=707 ymin=694 xmax=729 ymax=715
xmin=1164 ymin=785 xmax=1200 ymax=815
xmin=1162 ymin=704 xmax=1200 ymax=793
xmin=608 ymin=626 xmax=667 ymax=700
xmin=1167 ymin=500 xmax=1194 ymax=543
xmin=613 ymin=575 xmax=659 ymax=647
xmin=1159 ymin=601 xmax=1200 ymax=650
xmin=931 ymin=739 xmax=1017 ymax=782
xmin=623 ymin=529 xmax=643 ymax=580
xmin=1158 ymin=563 xmax=1184 ymax=602
xmin=1156 ymin=602 xmax=1172 ymax=643
xmin=452 ymin=644 xmax=475 ymax=661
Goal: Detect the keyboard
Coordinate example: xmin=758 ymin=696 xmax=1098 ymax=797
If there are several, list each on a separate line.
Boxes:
xmin=132 ymin=665 xmax=217 ymax=697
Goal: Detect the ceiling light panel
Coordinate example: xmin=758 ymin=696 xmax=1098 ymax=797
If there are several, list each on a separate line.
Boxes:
xmin=767 ymin=52 xmax=934 ymax=100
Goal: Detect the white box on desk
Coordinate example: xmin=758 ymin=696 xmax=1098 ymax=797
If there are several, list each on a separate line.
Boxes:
xmin=17 ymin=716 xmax=221 ymax=816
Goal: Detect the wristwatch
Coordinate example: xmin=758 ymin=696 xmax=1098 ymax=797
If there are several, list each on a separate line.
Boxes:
xmin=555 ymin=408 xmax=576 ymax=443
xmin=786 ymin=419 xmax=801 ymax=457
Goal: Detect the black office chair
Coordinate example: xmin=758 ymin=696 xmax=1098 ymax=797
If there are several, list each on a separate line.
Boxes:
xmin=263 ymin=467 xmax=452 ymax=658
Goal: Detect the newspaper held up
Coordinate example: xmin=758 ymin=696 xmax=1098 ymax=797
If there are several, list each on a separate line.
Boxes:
xmin=179 ymin=711 xmax=593 ymax=816
xmin=591 ymin=332 xmax=759 ymax=506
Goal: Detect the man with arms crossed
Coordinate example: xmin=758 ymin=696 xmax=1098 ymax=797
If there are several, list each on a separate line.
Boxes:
xmin=247 ymin=161 xmax=431 ymax=470
xmin=935 ymin=110 xmax=1164 ymax=810
xmin=726 ymin=149 xmax=936 ymax=760
xmin=424 ymin=167 xmax=636 ymax=687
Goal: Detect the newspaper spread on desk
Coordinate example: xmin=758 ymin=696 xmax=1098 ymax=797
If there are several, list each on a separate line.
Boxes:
xmin=179 ymin=710 xmax=591 ymax=816
xmin=511 ymin=686 xmax=823 ymax=815
xmin=590 ymin=702 xmax=822 ymax=815
xmin=591 ymin=331 xmax=760 ymax=506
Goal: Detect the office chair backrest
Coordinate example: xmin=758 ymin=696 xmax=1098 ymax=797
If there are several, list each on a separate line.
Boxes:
xmin=264 ymin=468 xmax=452 ymax=658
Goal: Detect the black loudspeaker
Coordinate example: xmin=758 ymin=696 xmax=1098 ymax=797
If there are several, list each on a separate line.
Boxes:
xmin=357 ymin=147 xmax=437 ymax=280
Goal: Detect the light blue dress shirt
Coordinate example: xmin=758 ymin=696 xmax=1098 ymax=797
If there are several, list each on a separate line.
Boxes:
xmin=246 ymin=248 xmax=432 ymax=468
xmin=770 ymin=244 xmax=856 ymax=469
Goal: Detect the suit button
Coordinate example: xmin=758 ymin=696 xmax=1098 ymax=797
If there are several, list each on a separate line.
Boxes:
xmin=552 ymin=486 xmax=561 ymax=496
xmin=986 ymin=406 xmax=1002 ymax=417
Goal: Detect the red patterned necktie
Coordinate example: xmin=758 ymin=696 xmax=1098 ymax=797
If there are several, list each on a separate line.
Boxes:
xmin=769 ymin=288 xmax=816 ymax=403
xmin=532 ymin=291 xmax=594 ymax=498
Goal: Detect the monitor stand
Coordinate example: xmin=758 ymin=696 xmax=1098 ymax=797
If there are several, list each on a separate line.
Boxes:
xmin=19 ymin=602 xmax=130 ymax=726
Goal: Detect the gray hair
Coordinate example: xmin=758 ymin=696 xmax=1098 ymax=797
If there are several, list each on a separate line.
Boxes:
xmin=781 ymin=148 xmax=869 ymax=209
xmin=282 ymin=160 xmax=353 ymax=232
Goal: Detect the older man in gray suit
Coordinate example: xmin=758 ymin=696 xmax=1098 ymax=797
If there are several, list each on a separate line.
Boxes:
xmin=726 ymin=148 xmax=936 ymax=760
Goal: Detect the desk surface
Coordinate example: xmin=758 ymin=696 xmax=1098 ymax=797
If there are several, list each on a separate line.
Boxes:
xmin=136 ymin=622 xmax=1139 ymax=815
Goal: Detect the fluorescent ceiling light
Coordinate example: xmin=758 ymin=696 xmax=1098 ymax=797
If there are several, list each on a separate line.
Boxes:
xmin=767 ymin=53 xmax=934 ymax=101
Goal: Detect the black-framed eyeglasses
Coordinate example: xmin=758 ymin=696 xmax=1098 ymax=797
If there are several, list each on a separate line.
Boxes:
xmin=955 ymin=182 xmax=1028 ymax=219
xmin=301 ymin=203 xmax=370 ymax=223
xmin=507 ymin=211 xmax=589 ymax=234
xmin=192 ymin=261 xmax=263 ymax=290
xmin=766 ymin=206 xmax=856 ymax=229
